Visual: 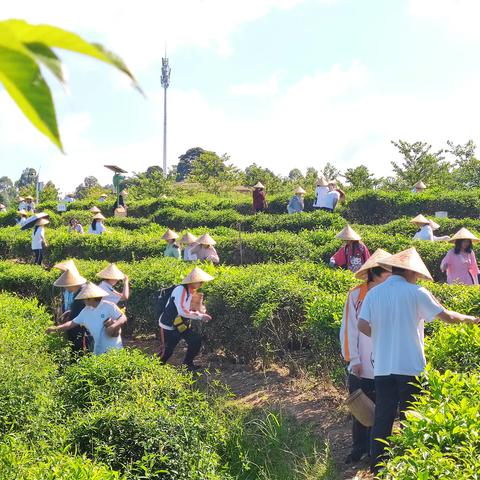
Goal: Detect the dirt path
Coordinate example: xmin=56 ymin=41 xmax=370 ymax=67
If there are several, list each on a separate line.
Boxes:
xmin=125 ymin=336 xmax=373 ymax=480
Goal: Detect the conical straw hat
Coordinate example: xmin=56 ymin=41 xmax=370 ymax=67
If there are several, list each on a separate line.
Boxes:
xmin=355 ymin=249 xmax=392 ymax=280
xmin=54 ymin=259 xmax=79 ymax=272
xmin=181 ymin=232 xmax=198 ymax=245
xmin=411 ymin=214 xmax=430 ymax=226
xmin=18 ymin=197 xmax=24 ymax=202
xmin=335 ymin=225 xmax=361 ymax=241
xmin=75 ymin=281 xmax=109 ymax=300
xmin=93 ymin=212 xmax=105 ymax=220
xmin=96 ymin=263 xmax=125 ymax=280
xmin=377 ymin=247 xmax=433 ymax=281
xmin=182 ymin=266 xmax=214 ymax=284
xmin=0 ymin=204 xmax=5 ymax=209
xmin=25 ymin=195 xmax=34 ymax=200
xmin=196 ymin=233 xmax=216 ymax=246
xmin=90 ymin=206 xmax=101 ymax=213
xmin=100 ymin=193 xmax=108 ymax=198
xmin=253 ymin=182 xmax=265 ymax=189
xmin=53 ymin=269 xmax=87 ymax=288
xmin=449 ymin=227 xmax=480 ymax=243
xmin=429 ymin=219 xmax=440 ymax=231
xmin=161 ymin=229 xmax=179 ymax=240
xmin=317 ymin=177 xmax=329 ymax=187
xmin=18 ymin=210 xmax=27 ymax=216
xmin=295 ymin=187 xmax=306 ymax=195
xmin=414 ymin=181 xmax=426 ymax=189
xmin=35 ymin=218 xmax=49 ymax=226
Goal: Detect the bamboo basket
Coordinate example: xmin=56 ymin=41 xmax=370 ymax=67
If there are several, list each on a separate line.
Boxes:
xmin=345 ymin=388 xmax=375 ymax=427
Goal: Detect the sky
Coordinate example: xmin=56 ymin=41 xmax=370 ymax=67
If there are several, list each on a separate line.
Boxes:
xmin=2 ymin=0 xmax=480 ymax=193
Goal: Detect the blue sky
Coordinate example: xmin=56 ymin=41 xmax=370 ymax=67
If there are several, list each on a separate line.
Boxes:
xmin=2 ymin=0 xmax=480 ymax=193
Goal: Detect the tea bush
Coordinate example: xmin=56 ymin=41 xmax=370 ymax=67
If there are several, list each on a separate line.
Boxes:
xmin=381 ymin=369 xmax=480 ymax=479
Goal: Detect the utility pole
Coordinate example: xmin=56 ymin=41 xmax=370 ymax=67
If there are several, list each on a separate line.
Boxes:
xmin=160 ymin=50 xmax=171 ymax=177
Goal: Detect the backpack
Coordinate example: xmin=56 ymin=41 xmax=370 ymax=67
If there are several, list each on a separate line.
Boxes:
xmin=156 ymin=285 xmax=189 ymax=327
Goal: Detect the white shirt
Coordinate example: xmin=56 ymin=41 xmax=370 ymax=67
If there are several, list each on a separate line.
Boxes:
xmin=324 ymin=190 xmax=340 ymax=210
xmin=159 ymin=285 xmax=203 ymax=330
xmin=98 ymin=281 xmax=122 ymax=305
xmin=413 ymin=224 xmax=434 ymax=241
xmin=183 ymin=246 xmax=198 ymax=261
xmin=72 ymin=300 xmax=123 ymax=354
xmin=31 ymin=226 xmax=45 ymax=250
xmin=340 ymin=285 xmax=374 ymax=379
xmin=18 ymin=217 xmax=27 ymax=227
xmin=18 ymin=201 xmax=27 ymax=211
xmin=313 ymin=186 xmax=329 ymax=208
xmin=359 ymin=275 xmax=443 ymax=377
xmin=88 ymin=222 xmax=106 ymax=235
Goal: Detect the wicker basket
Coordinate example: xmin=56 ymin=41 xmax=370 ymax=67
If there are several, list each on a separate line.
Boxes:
xmin=190 ymin=292 xmax=204 ymax=312
xmin=345 ymin=388 xmax=375 ymax=427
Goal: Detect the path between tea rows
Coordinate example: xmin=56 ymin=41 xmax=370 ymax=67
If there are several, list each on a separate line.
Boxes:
xmin=126 ymin=336 xmax=373 ymax=480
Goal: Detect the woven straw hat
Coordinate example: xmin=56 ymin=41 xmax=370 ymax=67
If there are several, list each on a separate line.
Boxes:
xmin=0 ymin=204 xmax=5 ymax=209
xmin=90 ymin=206 xmax=101 ymax=213
xmin=335 ymin=225 xmax=361 ymax=242
xmin=414 ymin=181 xmax=426 ymax=189
xmin=355 ymin=249 xmax=392 ymax=280
xmin=429 ymin=219 xmax=440 ymax=231
xmin=96 ymin=263 xmax=125 ymax=280
xmin=25 ymin=195 xmax=34 ymax=200
xmin=161 ymin=229 xmax=179 ymax=241
xmin=181 ymin=232 xmax=198 ymax=245
xmin=93 ymin=212 xmax=105 ymax=220
xmin=295 ymin=187 xmax=306 ymax=195
xmin=35 ymin=218 xmax=49 ymax=226
xmin=120 ymin=190 xmax=128 ymax=196
xmin=18 ymin=210 xmax=27 ymax=216
xmin=411 ymin=214 xmax=430 ymax=226
xmin=182 ymin=266 xmax=214 ymax=284
xmin=196 ymin=233 xmax=216 ymax=246
xmin=100 ymin=193 xmax=108 ymax=197
xmin=75 ymin=282 xmax=109 ymax=300
xmin=253 ymin=182 xmax=265 ymax=189
xmin=54 ymin=259 xmax=78 ymax=272
xmin=317 ymin=177 xmax=329 ymax=187
xmin=449 ymin=227 xmax=480 ymax=243
xmin=54 ymin=269 xmax=86 ymax=288
xmin=377 ymin=247 xmax=433 ymax=281
xmin=18 ymin=197 xmax=25 ymax=202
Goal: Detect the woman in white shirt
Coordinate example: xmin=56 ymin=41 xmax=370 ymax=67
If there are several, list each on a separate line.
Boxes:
xmin=68 ymin=218 xmax=84 ymax=234
xmin=47 ymin=282 xmax=127 ymax=355
xmin=17 ymin=210 xmax=27 ymax=227
xmin=313 ymin=177 xmax=330 ymax=209
xmin=31 ymin=217 xmax=49 ymax=265
xmin=181 ymin=232 xmax=198 ymax=261
xmin=96 ymin=263 xmax=129 ymax=305
xmin=411 ymin=214 xmax=449 ymax=241
xmin=88 ymin=213 xmax=106 ymax=235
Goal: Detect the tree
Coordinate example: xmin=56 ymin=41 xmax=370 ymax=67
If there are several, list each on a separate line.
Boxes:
xmin=391 ymin=140 xmax=451 ymax=187
xmin=288 ymin=168 xmax=303 ymax=182
xmin=176 ymin=147 xmax=205 ymax=181
xmin=446 ymin=139 xmax=476 ymax=165
xmin=244 ymin=163 xmax=283 ymax=192
xmin=39 ymin=181 xmax=59 ymax=202
xmin=0 ymin=19 xmax=140 ymax=150
xmin=188 ymin=152 xmax=241 ymax=193
xmin=0 ymin=176 xmax=16 ymax=205
xmin=343 ymin=165 xmax=377 ymax=190
xmin=15 ymin=168 xmax=37 ymax=189
xmin=321 ymin=163 xmax=341 ymax=181
xmin=75 ymin=176 xmax=101 ymax=199
xmin=125 ymin=167 xmax=174 ymax=199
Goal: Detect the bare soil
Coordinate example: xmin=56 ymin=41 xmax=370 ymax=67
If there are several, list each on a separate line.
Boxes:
xmin=124 ymin=336 xmax=374 ymax=480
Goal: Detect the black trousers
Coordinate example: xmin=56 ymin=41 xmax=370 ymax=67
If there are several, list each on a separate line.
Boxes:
xmin=348 ymin=374 xmax=375 ymax=456
xmin=371 ymin=374 xmax=420 ymax=474
xmin=160 ymin=327 xmax=202 ymax=367
xmin=33 ymin=248 xmax=43 ymax=265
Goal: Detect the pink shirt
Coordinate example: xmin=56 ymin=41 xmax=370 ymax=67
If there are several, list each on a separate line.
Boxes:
xmin=440 ymin=248 xmax=479 ymax=285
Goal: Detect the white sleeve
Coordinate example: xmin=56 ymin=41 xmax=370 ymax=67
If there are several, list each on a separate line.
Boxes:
xmin=72 ymin=309 xmax=86 ymax=326
xmin=359 ymin=293 xmax=371 ymax=324
xmin=340 ymin=291 xmax=361 ymax=366
xmin=108 ymin=302 xmax=123 ymax=320
xmin=172 ymin=287 xmax=202 ymax=320
xmin=416 ymin=288 xmax=444 ymax=323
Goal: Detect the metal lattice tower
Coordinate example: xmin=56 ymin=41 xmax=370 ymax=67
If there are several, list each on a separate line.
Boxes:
xmin=160 ymin=53 xmax=171 ymax=176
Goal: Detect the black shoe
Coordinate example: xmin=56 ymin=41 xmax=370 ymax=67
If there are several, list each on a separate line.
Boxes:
xmin=345 ymin=451 xmax=363 ymax=464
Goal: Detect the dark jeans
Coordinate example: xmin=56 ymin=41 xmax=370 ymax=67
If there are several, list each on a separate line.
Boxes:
xmin=371 ymin=374 xmax=420 ymax=474
xmin=160 ymin=327 xmax=202 ymax=367
xmin=348 ymin=374 xmax=375 ymax=456
xmin=33 ymin=248 xmax=43 ymax=265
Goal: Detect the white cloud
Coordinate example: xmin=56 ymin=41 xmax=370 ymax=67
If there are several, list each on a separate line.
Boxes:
xmin=408 ymin=0 xmax=480 ymax=41
xmin=229 ymin=71 xmax=282 ymax=97
xmin=2 ymin=0 xmax=320 ymax=70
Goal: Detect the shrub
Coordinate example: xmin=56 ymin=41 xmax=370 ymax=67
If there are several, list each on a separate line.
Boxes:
xmin=381 ymin=369 xmax=480 ymax=479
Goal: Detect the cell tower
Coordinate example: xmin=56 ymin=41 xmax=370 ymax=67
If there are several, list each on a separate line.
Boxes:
xmin=160 ymin=51 xmax=171 ymax=176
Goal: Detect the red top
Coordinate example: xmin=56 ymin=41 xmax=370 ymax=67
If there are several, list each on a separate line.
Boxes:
xmin=253 ymin=189 xmax=267 ymax=210
xmin=332 ymin=242 xmax=371 ymax=273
